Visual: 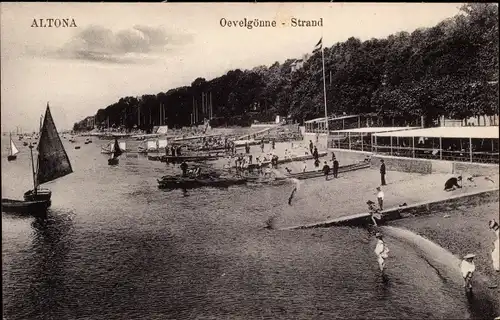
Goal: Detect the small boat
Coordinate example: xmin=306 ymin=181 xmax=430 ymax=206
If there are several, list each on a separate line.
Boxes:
xmin=101 ymin=141 xmax=126 ymax=154
xmin=23 ymin=103 xmax=73 ymax=205
xmin=2 ymin=199 xmax=51 ymax=214
xmin=23 ymin=142 xmax=29 ymax=147
xmin=157 ymin=175 xmax=247 ymax=189
xmin=160 ymin=154 xmax=223 ymax=163
xmin=284 ymin=162 xmax=371 ymax=180
xmin=75 ymin=146 xmax=81 ymax=149
xmin=7 ymin=133 xmax=19 ymax=161
xmin=108 ymin=138 xmax=123 ymax=165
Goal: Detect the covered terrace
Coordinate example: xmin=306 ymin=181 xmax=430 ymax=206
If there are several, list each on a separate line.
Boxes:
xmin=329 ymin=127 xmax=418 ymax=151
xmin=372 ymin=126 xmax=499 ymax=164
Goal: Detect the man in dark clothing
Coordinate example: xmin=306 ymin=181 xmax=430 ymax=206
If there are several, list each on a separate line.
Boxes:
xmin=176 ymin=146 xmax=182 ymax=156
xmin=272 ymin=139 xmax=276 ymax=149
xmin=171 ymin=146 xmax=176 ymax=157
xmin=322 ymin=161 xmax=331 ymax=180
xmin=380 ymin=160 xmax=387 ymax=186
xmin=180 ymin=161 xmax=188 ymax=177
xmin=245 ymin=143 xmax=250 ymax=154
xmin=309 ymin=140 xmax=314 ymax=155
xmin=444 ymin=176 xmax=462 ymax=191
xmin=333 ymin=158 xmax=339 ymax=178
xmin=313 ymin=147 xmax=319 ymax=161
xmin=331 ymin=152 xmax=336 ymax=161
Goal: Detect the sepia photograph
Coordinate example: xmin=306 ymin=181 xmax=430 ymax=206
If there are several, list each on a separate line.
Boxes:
xmin=1 ymin=2 xmax=499 ymax=319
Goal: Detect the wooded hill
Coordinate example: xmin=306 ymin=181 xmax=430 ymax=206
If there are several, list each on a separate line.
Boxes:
xmin=74 ymin=4 xmax=498 ymax=132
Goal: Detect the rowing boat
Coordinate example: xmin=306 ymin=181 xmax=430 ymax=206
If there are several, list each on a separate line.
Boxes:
xmin=285 ymin=162 xmax=370 ymax=180
xmin=157 ymin=176 xmax=247 ymax=189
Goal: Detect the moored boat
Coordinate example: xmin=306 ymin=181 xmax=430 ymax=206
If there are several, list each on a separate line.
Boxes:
xmin=2 ymin=199 xmax=51 ymax=215
xmin=157 ymin=175 xmax=247 ymax=189
xmin=284 ymin=162 xmax=371 ymax=180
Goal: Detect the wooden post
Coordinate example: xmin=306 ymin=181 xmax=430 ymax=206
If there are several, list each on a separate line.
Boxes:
xmin=412 ymin=136 xmax=415 ymax=158
xmin=348 ymin=132 xmax=351 ymax=150
xmin=439 ymin=137 xmax=442 ymax=160
xmin=342 ymin=119 xmax=345 ymax=130
xmin=469 ymin=137 xmax=473 ymax=162
xmin=374 ymin=135 xmax=377 ymax=153
xmin=390 ymin=136 xmax=393 ymax=155
xmin=361 ymin=133 xmax=364 ymax=151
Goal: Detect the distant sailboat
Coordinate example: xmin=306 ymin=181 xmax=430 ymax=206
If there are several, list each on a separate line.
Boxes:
xmin=101 ymin=141 xmax=126 ymax=154
xmin=23 ymin=103 xmax=73 ymax=203
xmin=108 ymin=138 xmax=123 ymax=165
xmin=7 ymin=133 xmax=19 ymax=161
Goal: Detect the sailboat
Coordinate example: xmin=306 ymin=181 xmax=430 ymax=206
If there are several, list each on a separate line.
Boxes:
xmin=101 ymin=141 xmax=126 ymax=154
xmin=23 ymin=103 xmax=73 ymax=203
xmin=7 ymin=133 xmax=19 ymax=161
xmin=108 ymin=138 xmax=123 ymax=165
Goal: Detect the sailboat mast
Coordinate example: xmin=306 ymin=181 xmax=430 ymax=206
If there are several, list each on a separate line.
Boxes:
xmin=29 ymin=144 xmax=37 ymax=193
xmin=9 ymin=133 xmax=12 ymax=155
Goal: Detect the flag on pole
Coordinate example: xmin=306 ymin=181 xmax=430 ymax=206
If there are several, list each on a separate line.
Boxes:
xmin=313 ymin=37 xmax=322 ymax=54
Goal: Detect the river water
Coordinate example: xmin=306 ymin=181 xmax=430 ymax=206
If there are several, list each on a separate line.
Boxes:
xmin=2 ymin=136 xmax=497 ymax=319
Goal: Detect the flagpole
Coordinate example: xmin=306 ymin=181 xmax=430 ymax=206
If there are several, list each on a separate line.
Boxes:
xmin=321 ymin=38 xmax=328 ymax=132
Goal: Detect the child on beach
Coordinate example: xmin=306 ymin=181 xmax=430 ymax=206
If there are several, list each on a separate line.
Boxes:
xmin=374 ymin=233 xmax=389 ymax=274
xmin=460 ymin=254 xmax=476 ymax=291
xmin=367 ymin=200 xmax=382 ymax=226
xmin=489 ymin=220 xmax=499 ymax=272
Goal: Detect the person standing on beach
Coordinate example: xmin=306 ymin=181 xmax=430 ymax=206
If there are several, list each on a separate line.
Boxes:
xmin=380 ymin=160 xmax=387 ymax=186
xmin=272 ymin=139 xmax=275 ymax=150
xmin=313 ymin=146 xmax=319 ymax=161
xmin=460 ymin=254 xmax=476 ymax=291
xmin=489 ymin=220 xmax=499 ymax=272
xmin=322 ymin=161 xmax=330 ymax=181
xmin=261 ymin=139 xmax=265 ymax=153
xmin=376 ymin=187 xmax=384 ymax=211
xmin=333 ymin=158 xmax=339 ymax=178
xmin=309 ymin=140 xmax=314 ymax=155
xmin=374 ymin=233 xmax=389 ymax=274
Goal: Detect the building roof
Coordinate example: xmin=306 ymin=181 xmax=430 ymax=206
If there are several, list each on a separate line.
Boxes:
xmin=373 ymin=126 xmax=499 ymax=139
xmin=331 ymin=127 xmax=419 ymax=134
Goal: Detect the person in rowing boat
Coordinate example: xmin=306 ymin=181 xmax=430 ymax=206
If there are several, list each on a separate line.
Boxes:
xmin=180 ymin=161 xmax=188 ymax=177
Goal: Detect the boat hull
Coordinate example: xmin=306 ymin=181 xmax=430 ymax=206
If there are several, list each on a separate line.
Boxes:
xmin=7 ymin=155 xmax=17 ymax=161
xmin=24 ymin=189 xmax=52 ymax=203
xmin=157 ymin=177 xmax=247 ymax=189
xmin=108 ymin=158 xmax=119 ymax=165
xmin=2 ymin=199 xmax=50 ymax=215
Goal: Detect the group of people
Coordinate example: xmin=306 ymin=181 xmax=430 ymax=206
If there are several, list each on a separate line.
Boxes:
xmin=373 ymin=219 xmax=499 ymax=292
xmin=459 ymin=218 xmax=499 ymax=292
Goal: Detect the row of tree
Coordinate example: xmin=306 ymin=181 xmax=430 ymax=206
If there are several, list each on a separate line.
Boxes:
xmin=74 ymin=3 xmax=498 ymax=132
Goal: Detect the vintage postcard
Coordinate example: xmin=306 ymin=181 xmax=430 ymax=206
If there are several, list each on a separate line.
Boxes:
xmin=1 ymin=2 xmax=499 ymax=319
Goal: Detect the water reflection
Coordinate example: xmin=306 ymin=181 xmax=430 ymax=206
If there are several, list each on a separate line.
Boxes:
xmin=20 ymin=210 xmax=74 ymax=320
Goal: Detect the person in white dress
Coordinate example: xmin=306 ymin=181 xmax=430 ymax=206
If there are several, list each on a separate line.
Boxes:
xmin=460 ymin=254 xmax=476 ymax=290
xmin=374 ymin=233 xmax=389 ymax=274
xmin=489 ymin=220 xmax=499 ymax=272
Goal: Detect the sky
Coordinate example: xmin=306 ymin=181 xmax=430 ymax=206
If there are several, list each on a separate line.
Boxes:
xmin=1 ymin=2 xmax=464 ymax=132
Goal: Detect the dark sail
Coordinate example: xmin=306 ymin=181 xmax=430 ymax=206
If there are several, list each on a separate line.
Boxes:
xmin=112 ymin=138 xmax=123 ymax=158
xmin=36 ymin=104 xmax=73 ymax=185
